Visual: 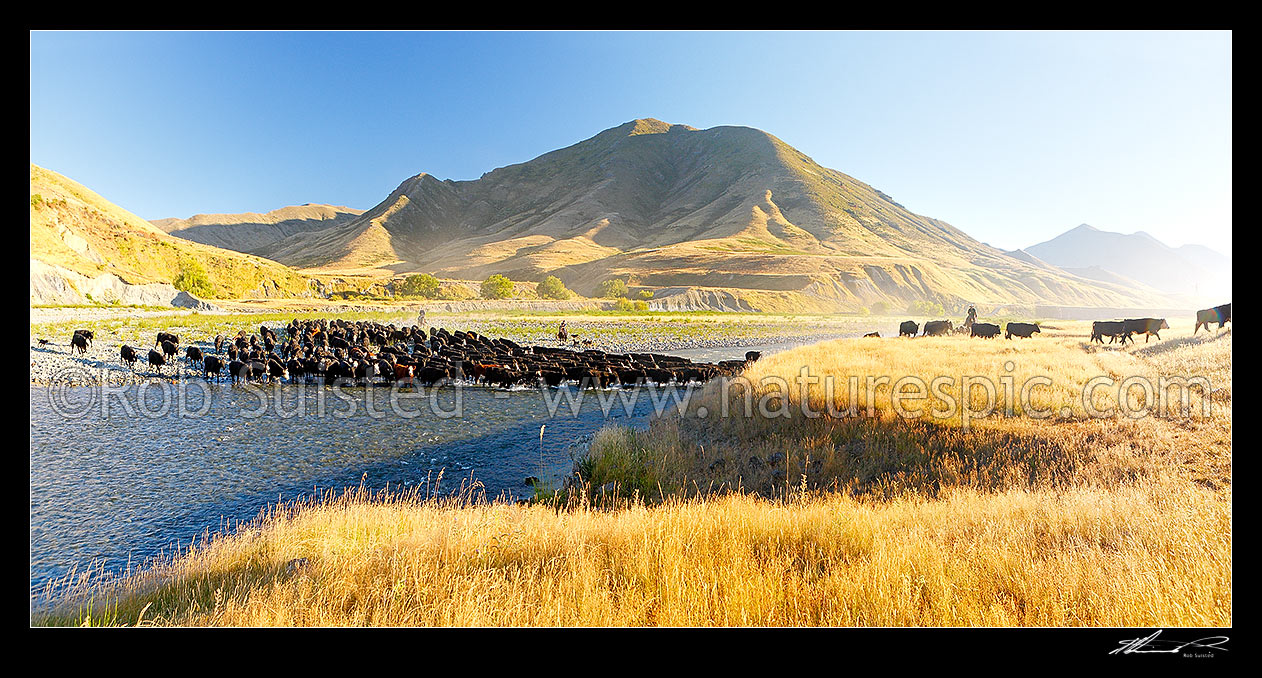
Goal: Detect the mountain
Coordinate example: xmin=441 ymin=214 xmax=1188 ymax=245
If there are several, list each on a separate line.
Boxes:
xmin=1025 ymin=224 xmax=1231 ymax=303
xmin=30 ymin=164 xmax=314 ymax=304
xmin=247 ymin=119 xmax=1182 ymax=312
xmin=152 ymin=204 xmax=363 ymax=256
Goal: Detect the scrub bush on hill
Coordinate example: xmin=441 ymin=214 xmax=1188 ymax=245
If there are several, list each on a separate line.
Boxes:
xmin=537 ymin=276 xmax=571 ymax=300
xmin=481 ymin=274 xmax=515 ymax=299
xmin=399 ymin=274 xmax=441 ymax=299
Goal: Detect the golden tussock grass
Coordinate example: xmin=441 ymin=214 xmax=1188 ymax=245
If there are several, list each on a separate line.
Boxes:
xmin=33 ymin=322 xmax=1231 ymax=627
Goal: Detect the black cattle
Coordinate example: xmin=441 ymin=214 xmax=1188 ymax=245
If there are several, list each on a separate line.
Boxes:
xmin=161 ymin=339 xmax=179 ymax=362
xmin=203 ymin=356 xmax=224 ymax=381
xmin=248 ymin=361 xmax=268 ymax=382
xmin=922 ymin=320 xmax=953 ymax=337
xmin=267 ymin=359 xmax=287 ymax=382
xmin=1123 ymin=318 xmax=1169 ymax=343
xmin=1091 ymin=321 xmax=1131 ymax=345
xmin=325 ymin=360 xmax=353 ymax=385
xmin=745 ymin=351 xmax=761 ymax=363
xmin=864 ymin=332 xmax=880 ymax=338
xmin=970 ymin=322 xmax=1001 ymax=338
xmin=120 ymin=345 xmax=138 ymax=370
xmin=228 ymin=360 xmax=247 ymax=384
xmin=72 ymin=329 xmax=94 ymax=348
xmin=185 ymin=346 xmax=204 ymax=365
xmin=1005 ymin=322 xmax=1041 ymax=339
xmin=70 ymin=332 xmax=90 ymax=355
xmin=148 ymin=348 xmax=166 ymax=374
xmin=899 ymin=321 xmax=918 ymax=337
xmin=155 ymin=332 xmax=179 ymax=347
xmin=1195 ymin=303 xmax=1231 ymax=334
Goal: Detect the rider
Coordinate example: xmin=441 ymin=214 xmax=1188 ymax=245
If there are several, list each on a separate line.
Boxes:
xmin=557 ymin=320 xmax=568 ymax=344
xmin=965 ymin=306 xmax=977 ymax=327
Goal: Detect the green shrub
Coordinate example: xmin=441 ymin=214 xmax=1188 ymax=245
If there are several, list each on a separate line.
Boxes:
xmin=480 ymin=274 xmax=515 ymax=300
xmin=613 ymin=297 xmax=636 ymax=312
xmin=598 ymin=279 xmax=629 ymax=299
xmin=173 ymin=258 xmax=215 ymax=298
xmin=536 ymin=275 xmax=571 ymax=300
xmin=398 ymin=273 xmax=440 ymax=299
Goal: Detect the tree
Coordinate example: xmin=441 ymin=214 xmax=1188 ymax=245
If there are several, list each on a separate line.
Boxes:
xmin=636 ymin=290 xmax=654 ymax=300
xmin=398 ymin=273 xmax=440 ymax=299
xmin=598 ymin=278 xmax=629 ymax=299
xmin=173 ymin=258 xmax=215 ymax=298
xmin=870 ymin=300 xmax=890 ymax=315
xmin=613 ymin=297 xmax=636 ymax=312
xmin=536 ymin=275 xmax=571 ymax=300
xmin=480 ymin=274 xmax=515 ymax=299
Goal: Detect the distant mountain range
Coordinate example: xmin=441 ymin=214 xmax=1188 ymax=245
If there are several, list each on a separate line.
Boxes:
xmin=34 ymin=119 xmax=1218 ymax=312
xmin=151 ymin=204 xmax=363 ymax=256
xmin=1017 ymin=224 xmax=1231 ymax=304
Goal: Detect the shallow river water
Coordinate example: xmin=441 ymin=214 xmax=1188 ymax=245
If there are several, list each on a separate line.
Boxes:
xmin=30 ymin=341 xmax=812 ymax=598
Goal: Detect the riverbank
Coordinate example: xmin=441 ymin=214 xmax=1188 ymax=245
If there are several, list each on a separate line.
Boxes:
xmin=31 ymin=323 xmax=1231 ymax=626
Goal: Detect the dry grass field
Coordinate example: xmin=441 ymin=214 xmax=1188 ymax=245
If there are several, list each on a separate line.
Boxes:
xmin=32 ymin=320 xmax=1230 ymax=627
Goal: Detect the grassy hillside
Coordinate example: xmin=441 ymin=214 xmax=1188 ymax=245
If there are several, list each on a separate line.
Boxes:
xmin=253 ymin=120 xmax=1185 ymax=312
xmin=30 ymin=164 xmax=315 ymax=299
xmin=33 ymin=323 xmax=1230 ymax=627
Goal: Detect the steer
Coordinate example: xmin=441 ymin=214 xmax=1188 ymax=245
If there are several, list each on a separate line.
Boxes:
xmin=922 ymin=320 xmax=954 ymax=337
xmin=1195 ymin=303 xmax=1231 ymax=334
xmin=1091 ymin=321 xmax=1132 ymax=345
xmin=1123 ymin=318 xmax=1169 ymax=343
xmin=203 ymin=355 xmax=225 ymax=381
xmin=899 ymin=321 xmax=918 ymax=337
xmin=70 ymin=332 xmax=90 ymax=355
xmin=148 ymin=348 xmax=166 ymax=374
xmin=1005 ymin=322 xmax=1041 ymax=339
xmin=970 ymin=322 xmax=1001 ymax=338
xmin=185 ymin=346 xmax=204 ymax=366
xmin=120 ymin=345 xmax=138 ymax=370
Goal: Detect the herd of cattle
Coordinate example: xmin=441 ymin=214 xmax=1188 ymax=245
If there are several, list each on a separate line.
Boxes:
xmin=877 ymin=301 xmax=1231 ymax=346
xmin=80 ymin=319 xmax=761 ymax=388
xmin=62 ymin=301 xmax=1232 ymax=385
xmin=893 ymin=319 xmax=1042 ymax=339
xmin=1089 ymin=302 xmax=1231 ymax=345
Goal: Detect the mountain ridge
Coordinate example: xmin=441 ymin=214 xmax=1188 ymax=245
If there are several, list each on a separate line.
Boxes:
xmin=246 ymin=118 xmax=1184 ymax=311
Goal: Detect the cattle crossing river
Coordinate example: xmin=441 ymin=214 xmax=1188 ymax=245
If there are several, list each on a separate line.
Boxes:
xmin=29 ymin=340 xmax=799 ymax=600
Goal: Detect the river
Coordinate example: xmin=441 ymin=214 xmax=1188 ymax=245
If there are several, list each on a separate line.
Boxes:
xmin=30 ymin=341 xmax=809 ymax=599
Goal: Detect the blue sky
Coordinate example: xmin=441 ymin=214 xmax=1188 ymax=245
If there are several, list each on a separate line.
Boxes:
xmin=29 ymin=30 xmax=1232 ymax=254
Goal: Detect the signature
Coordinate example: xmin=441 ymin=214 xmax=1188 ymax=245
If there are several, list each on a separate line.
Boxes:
xmin=1110 ymin=630 xmax=1230 ymax=656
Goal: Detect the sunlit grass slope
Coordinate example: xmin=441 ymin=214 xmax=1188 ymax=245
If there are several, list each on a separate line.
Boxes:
xmin=31 ymin=164 xmax=314 ymax=299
